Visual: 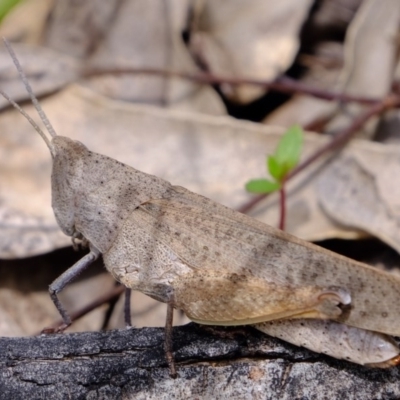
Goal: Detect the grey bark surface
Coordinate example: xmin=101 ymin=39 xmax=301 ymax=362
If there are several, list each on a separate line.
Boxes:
xmin=1 ymin=323 xmax=400 ymax=399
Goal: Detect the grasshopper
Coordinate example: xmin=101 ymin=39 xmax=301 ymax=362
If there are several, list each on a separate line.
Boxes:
xmin=2 ymin=39 xmax=400 ymax=376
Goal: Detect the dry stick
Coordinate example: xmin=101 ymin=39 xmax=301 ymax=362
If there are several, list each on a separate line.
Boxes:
xmin=238 ymin=95 xmax=400 ymax=215
xmin=84 ymin=67 xmax=381 ymax=105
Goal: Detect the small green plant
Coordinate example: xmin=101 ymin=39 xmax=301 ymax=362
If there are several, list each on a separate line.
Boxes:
xmin=245 ymin=125 xmax=303 ymax=230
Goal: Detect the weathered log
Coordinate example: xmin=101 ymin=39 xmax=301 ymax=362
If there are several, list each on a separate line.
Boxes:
xmin=0 ymin=324 xmax=399 ymax=399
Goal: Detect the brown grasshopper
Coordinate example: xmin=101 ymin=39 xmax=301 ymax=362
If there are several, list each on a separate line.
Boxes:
xmin=2 ymin=38 xmax=400 ymax=376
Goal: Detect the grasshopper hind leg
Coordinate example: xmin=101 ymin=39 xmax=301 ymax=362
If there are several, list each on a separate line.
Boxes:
xmin=256 ymin=319 xmax=400 ymax=367
xmin=367 ymin=354 xmax=400 ymax=368
xmin=173 ymin=271 xmax=351 ymax=326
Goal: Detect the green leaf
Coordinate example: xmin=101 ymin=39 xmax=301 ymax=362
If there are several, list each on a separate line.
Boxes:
xmin=0 ymin=0 xmax=21 ymax=22
xmin=245 ymin=179 xmax=281 ymax=193
xmin=274 ymin=125 xmax=303 ymax=177
xmin=267 ymin=155 xmax=285 ymax=181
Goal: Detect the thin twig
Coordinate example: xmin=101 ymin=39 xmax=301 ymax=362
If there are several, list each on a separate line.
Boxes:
xmin=83 ymin=67 xmax=382 ymax=105
xmin=287 ymin=95 xmax=400 ymax=180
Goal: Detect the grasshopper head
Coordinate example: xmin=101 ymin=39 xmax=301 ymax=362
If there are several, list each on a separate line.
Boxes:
xmin=51 ymin=136 xmax=88 ymax=237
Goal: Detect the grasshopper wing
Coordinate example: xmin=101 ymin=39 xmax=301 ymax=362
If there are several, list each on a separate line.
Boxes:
xmin=125 ymin=185 xmax=400 ymax=335
xmin=123 ymin=187 xmax=349 ymax=325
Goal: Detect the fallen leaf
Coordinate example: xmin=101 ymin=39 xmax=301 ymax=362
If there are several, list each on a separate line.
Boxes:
xmin=265 ymin=0 xmax=400 ymax=135
xmin=44 ymin=0 xmax=226 ymax=114
xmin=189 ymin=0 xmax=314 ymax=103
xmin=2 ymin=83 xmax=400 ymax=258
xmin=324 ymin=0 xmax=400 ymax=138
xmin=0 ymin=43 xmax=80 ymax=109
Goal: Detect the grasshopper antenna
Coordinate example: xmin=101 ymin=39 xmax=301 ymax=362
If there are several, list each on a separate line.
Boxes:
xmin=0 ymin=87 xmax=54 ymax=155
xmin=1 ymin=38 xmax=56 ymax=156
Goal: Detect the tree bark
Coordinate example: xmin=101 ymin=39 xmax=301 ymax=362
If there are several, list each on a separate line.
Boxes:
xmin=0 ymin=324 xmax=399 ymax=399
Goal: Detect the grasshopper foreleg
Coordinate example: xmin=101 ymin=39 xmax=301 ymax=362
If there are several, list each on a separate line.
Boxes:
xmin=43 ymin=246 xmax=100 ymax=333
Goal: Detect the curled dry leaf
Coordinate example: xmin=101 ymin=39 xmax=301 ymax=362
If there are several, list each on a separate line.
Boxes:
xmin=265 ymin=0 xmax=400 ymax=133
xmin=0 ymin=0 xmax=226 ymax=115
xmin=43 ymin=0 xmax=226 ymax=114
xmin=264 ymin=41 xmax=343 ymax=128
xmin=317 ymin=152 xmax=400 ymax=253
xmin=189 ymin=0 xmax=314 ymax=103
xmin=373 ymin=44 xmax=400 ymax=144
xmin=324 ymin=0 xmax=400 ymax=139
xmin=2 ymin=84 xmax=400 ymax=259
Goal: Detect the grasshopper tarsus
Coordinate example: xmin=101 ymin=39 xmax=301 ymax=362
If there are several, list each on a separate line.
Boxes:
xmin=49 ymin=290 xmax=72 ymax=329
xmin=41 ymin=322 xmax=71 ymax=335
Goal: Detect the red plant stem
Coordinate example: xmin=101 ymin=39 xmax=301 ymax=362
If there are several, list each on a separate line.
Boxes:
xmin=279 ymin=184 xmax=286 ymax=231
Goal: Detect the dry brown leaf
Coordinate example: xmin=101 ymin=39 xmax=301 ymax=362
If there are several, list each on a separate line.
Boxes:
xmin=310 ymin=0 xmax=362 ymax=32
xmin=0 ymin=43 xmax=80 ymax=109
xmin=0 ymin=0 xmax=226 ymax=115
xmin=325 ymin=0 xmax=400 ymax=138
xmin=265 ymin=0 xmax=400 ymax=134
xmin=265 ymin=41 xmax=343 ymax=127
xmin=373 ymin=53 xmax=400 ymax=144
xmin=42 ymin=0 xmax=226 ymax=114
xmin=316 ymin=151 xmax=400 ymax=252
xmin=2 ymin=83 xmax=400 ymax=260
xmin=43 ymin=0 xmax=119 ymax=58
xmin=189 ymin=0 xmax=314 ymax=103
